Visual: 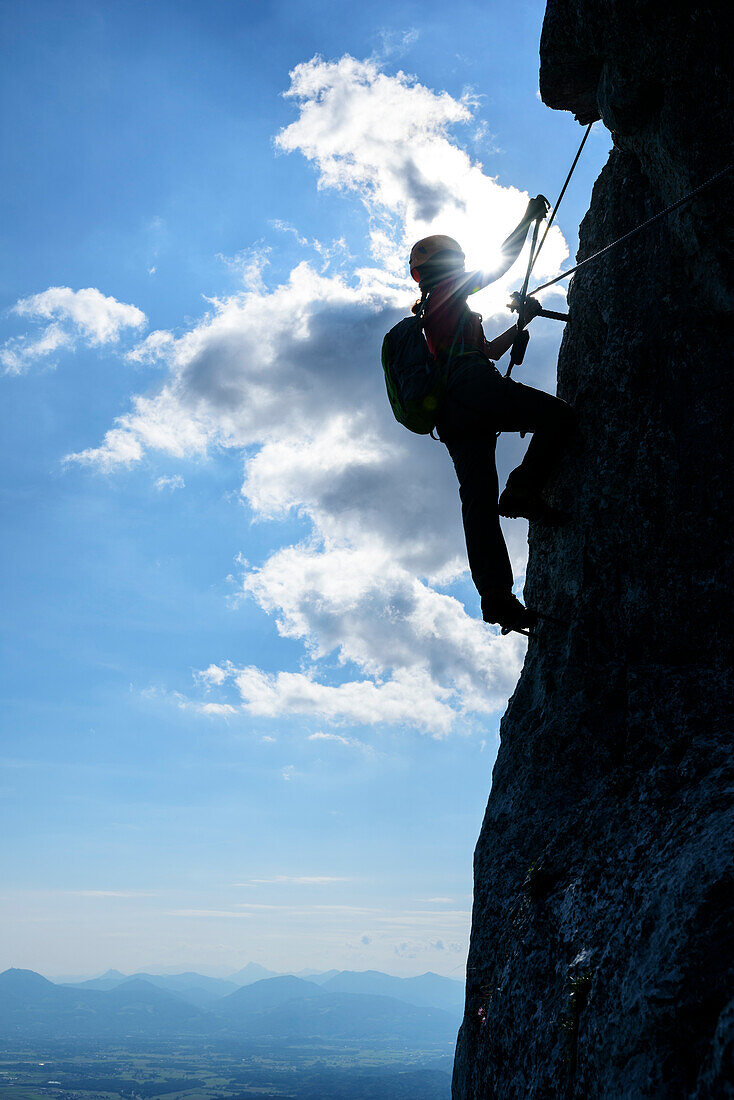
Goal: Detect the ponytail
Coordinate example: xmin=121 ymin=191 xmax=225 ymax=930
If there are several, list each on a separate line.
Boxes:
xmin=411 ymin=287 xmax=428 ymax=318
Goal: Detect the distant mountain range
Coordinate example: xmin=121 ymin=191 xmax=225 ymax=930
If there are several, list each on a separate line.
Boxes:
xmin=61 ymin=964 xmax=465 ymax=1011
xmin=227 ymin=961 xmax=280 ymax=985
xmin=0 ymin=967 xmax=464 ymax=1044
xmin=69 ymin=969 xmax=241 ymax=1007
xmin=318 ymin=969 xmax=465 ymax=1012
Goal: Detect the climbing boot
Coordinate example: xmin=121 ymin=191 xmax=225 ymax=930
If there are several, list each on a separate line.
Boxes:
xmin=498 ymin=477 xmax=569 ymax=526
xmin=481 ymin=589 xmax=538 ymax=636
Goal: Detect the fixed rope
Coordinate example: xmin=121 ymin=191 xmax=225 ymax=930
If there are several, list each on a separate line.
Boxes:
xmin=530 ymin=122 xmax=593 ymax=279
xmin=530 ymin=163 xmax=733 ymax=296
xmin=507 ymin=208 xmax=546 ymax=373
xmin=506 ymin=124 xmax=592 ymax=377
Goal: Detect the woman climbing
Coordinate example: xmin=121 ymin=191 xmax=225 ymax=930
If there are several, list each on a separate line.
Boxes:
xmin=407 ymin=212 xmax=576 ymax=634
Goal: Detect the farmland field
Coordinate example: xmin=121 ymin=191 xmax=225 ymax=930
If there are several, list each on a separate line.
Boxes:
xmin=0 ymin=1039 xmax=453 ymax=1099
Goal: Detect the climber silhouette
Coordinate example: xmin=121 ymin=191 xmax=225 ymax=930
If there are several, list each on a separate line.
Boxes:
xmin=409 ymin=225 xmax=576 ymax=633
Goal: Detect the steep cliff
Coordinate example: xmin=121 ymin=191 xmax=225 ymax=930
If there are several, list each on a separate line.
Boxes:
xmin=453 ymin=2 xmax=733 ymax=1097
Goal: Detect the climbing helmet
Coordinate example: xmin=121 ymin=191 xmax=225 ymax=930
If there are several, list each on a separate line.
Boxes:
xmin=409 ymin=235 xmax=465 ymax=282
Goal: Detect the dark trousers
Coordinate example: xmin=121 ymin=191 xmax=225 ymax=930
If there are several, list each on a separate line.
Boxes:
xmin=436 ymin=355 xmax=575 ymax=595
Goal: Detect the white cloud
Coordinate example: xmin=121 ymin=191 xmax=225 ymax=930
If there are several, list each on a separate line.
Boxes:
xmin=154 ymin=474 xmax=185 ymax=492
xmin=216 ymin=244 xmax=271 ymax=291
xmin=237 ymin=550 xmax=524 ymax=729
xmin=377 ymin=28 xmax=420 ymax=58
xmin=193 ymin=627 xmax=520 ymax=735
xmin=276 ymin=56 xmax=473 ymax=246
xmin=62 ymin=54 xmax=568 ymax=734
xmin=308 ymin=731 xmax=368 ymax=750
xmin=275 ymin=55 xmax=568 ymax=295
xmin=2 ymin=287 xmax=146 ymax=375
xmin=14 ymin=286 xmax=145 ymax=343
xmin=127 ymin=329 xmax=175 ymax=365
xmin=185 ymin=701 xmax=237 ymax=717
xmin=233 ymin=665 xmax=456 ymax=736
xmin=197 ymin=664 xmax=229 ymax=687
xmin=163 ymin=687 xmax=237 ymax=717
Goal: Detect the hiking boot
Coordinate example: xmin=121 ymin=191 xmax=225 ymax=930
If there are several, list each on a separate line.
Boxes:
xmin=481 ymin=590 xmax=538 ymax=635
xmin=498 ymin=480 xmax=569 ymax=525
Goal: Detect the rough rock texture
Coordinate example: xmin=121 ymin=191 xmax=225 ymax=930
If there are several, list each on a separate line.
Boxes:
xmin=452 ymin=3 xmax=733 ymax=1097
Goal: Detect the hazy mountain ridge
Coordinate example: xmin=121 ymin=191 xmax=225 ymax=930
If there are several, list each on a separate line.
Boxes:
xmin=0 ymin=969 xmax=207 ymax=1039
xmin=61 ymin=964 xmax=463 ymax=1010
xmin=320 ymin=969 xmax=465 ymax=1012
xmin=216 ymin=974 xmax=328 ymax=1018
xmin=228 ymin=961 xmax=279 ymax=985
xmin=67 ymin=969 xmax=241 ymax=1007
xmin=0 ymin=967 xmax=463 ymax=1043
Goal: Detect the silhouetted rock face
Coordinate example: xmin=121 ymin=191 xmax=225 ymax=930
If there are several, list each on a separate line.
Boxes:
xmin=452 ymin=3 xmax=733 ymax=1098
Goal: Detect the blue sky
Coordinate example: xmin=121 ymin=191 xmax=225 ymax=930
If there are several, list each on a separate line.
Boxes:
xmin=0 ymin=0 xmax=610 ymax=979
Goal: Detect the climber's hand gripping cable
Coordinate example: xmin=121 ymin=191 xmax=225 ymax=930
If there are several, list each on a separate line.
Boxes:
xmin=508 ymin=291 xmax=569 ymax=324
xmin=507 ymin=195 xmax=550 ymax=373
xmin=508 ymin=291 xmax=543 ymax=321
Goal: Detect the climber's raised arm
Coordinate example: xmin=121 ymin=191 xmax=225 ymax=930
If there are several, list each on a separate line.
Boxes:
xmin=460 ymin=196 xmax=550 ymax=297
xmin=409 ymin=196 xmax=549 ymax=309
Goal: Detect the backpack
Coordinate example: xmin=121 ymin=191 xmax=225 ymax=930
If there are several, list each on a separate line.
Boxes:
xmin=380 ymin=315 xmax=448 ymax=435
